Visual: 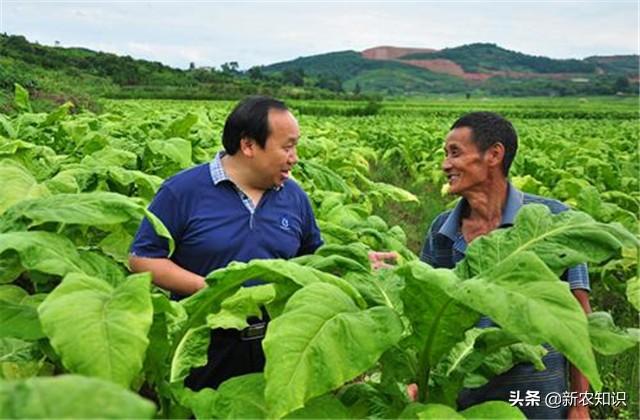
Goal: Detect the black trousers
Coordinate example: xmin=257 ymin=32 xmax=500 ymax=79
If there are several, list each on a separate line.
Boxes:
xmin=184 ymin=325 xmax=266 ymax=390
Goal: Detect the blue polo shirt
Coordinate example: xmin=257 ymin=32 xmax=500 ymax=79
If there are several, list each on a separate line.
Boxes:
xmin=130 ymin=152 xmax=323 ymax=283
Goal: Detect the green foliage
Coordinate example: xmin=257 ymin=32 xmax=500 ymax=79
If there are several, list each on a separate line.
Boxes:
xmin=0 ymin=97 xmax=637 ymax=418
xmin=0 ymin=375 xmax=156 ymax=418
xmin=38 ymin=272 xmax=153 ymax=388
xmin=401 ymin=43 xmax=597 ymax=73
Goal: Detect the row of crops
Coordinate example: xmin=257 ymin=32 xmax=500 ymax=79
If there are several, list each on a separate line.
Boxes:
xmin=0 ymin=87 xmax=638 ymax=418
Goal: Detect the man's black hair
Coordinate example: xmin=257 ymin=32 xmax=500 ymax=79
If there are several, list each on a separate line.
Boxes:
xmin=451 ymin=111 xmax=518 ymax=175
xmin=222 ymin=96 xmax=289 ymax=155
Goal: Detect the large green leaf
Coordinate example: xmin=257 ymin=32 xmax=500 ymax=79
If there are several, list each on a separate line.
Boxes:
xmin=0 ymin=192 xmax=174 ymax=255
xmin=3 ymin=191 xmax=146 ymax=227
xmin=397 ymin=261 xmax=479 ymax=398
xmin=457 ymin=204 xmax=638 ymax=278
xmin=298 ymin=160 xmax=352 ymax=195
xmin=414 ymin=403 xmax=463 ymax=419
xmin=627 ymin=276 xmax=640 ymax=311
xmin=286 ymin=394 xmax=351 ymax=419
xmin=165 ymin=113 xmax=199 ymax=139
xmin=143 ymin=293 xmax=186 ymax=390
xmin=460 ymin=401 xmax=525 ymax=419
xmin=0 ymin=115 xmax=16 ymax=138
xmin=355 ymin=171 xmax=419 ymax=203
xmin=41 ymin=102 xmax=73 ymax=127
xmin=0 ymin=375 xmax=156 ymax=418
xmin=0 ymin=231 xmax=86 ymax=276
xmin=428 ymin=328 xmax=517 ymax=406
xmin=453 ymin=251 xmax=602 ymax=390
xmin=0 ymin=160 xmax=50 ymax=215
xmin=147 ymin=137 xmax=192 ymax=168
xmin=169 ymin=325 xmax=210 ymax=383
xmin=106 ymin=166 xmax=163 ymax=200
xmin=97 ymin=226 xmax=134 ymax=264
xmin=13 ymin=83 xmax=32 ymax=113
xmin=81 ymin=146 xmax=138 ymax=168
xmin=183 ymin=259 xmax=365 ymax=335
xmin=177 ymin=373 xmax=267 ymax=419
xmin=0 ymin=336 xmax=47 ymax=380
xmin=0 ymin=338 xmax=42 ymax=364
xmin=0 ymin=300 xmax=43 ymax=340
xmin=464 ymin=342 xmax=548 ymax=389
xmin=0 ymin=231 xmax=124 ymax=285
xmin=38 ymin=272 xmax=153 ymax=387
xmin=588 ymin=311 xmax=640 ymax=355
xmin=263 ymin=282 xmax=403 ymax=418
xmin=207 ymin=284 xmax=275 ymax=330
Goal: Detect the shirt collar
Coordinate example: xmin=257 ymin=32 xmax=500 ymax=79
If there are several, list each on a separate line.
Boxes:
xmin=209 ymin=150 xmax=230 ymax=185
xmin=437 ymin=182 xmax=524 ymax=241
xmin=208 ymin=150 xmax=283 ymax=191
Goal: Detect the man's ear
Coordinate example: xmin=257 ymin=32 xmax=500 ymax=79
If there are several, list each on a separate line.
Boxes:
xmin=486 ymin=142 xmax=505 ymax=169
xmin=239 ymin=137 xmax=256 ymax=157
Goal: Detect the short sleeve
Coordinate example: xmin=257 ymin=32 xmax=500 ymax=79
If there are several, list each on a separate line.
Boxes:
xmin=130 ymin=185 xmax=184 ymax=258
xmin=564 ymin=263 xmax=590 ymax=292
xmin=420 ymin=214 xmax=446 ymax=267
xmin=297 ymin=192 xmax=323 ymax=256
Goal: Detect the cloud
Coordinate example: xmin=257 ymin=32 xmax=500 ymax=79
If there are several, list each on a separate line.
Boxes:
xmin=2 ymin=1 xmax=637 ymax=69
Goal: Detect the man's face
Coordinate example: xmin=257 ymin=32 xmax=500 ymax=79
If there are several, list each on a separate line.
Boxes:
xmin=442 ymin=127 xmax=490 ymax=195
xmin=252 ymin=109 xmax=300 ymax=189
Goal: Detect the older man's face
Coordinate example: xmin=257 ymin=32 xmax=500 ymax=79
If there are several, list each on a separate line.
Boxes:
xmin=442 ymin=127 xmax=491 ymax=195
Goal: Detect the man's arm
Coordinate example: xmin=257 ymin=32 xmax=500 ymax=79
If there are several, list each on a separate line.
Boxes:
xmin=129 ymin=256 xmax=205 ymax=296
xmin=568 ymin=288 xmax=592 ymax=420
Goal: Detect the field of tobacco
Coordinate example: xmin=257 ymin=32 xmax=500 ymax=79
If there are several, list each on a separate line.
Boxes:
xmin=0 ymin=87 xmax=638 ymax=418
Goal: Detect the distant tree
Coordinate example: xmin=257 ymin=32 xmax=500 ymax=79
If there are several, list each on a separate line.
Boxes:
xmin=353 ymin=82 xmax=361 ymax=95
xmin=614 ymin=76 xmax=630 ymax=92
xmin=247 ymin=66 xmax=265 ymax=81
xmin=221 ymin=61 xmax=240 ymax=75
xmin=189 ymin=62 xmax=196 ymax=70
xmin=316 ymin=73 xmax=342 ymax=92
xmin=282 ymin=68 xmax=305 ymax=86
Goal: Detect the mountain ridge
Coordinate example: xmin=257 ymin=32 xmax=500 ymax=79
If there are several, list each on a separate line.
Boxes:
xmin=263 ymin=42 xmax=637 ymax=95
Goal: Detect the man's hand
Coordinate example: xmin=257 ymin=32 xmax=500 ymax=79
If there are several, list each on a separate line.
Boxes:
xmin=368 ymin=251 xmax=398 ymax=270
xmin=568 ymin=404 xmax=590 ymax=420
xmin=406 ymin=383 xmax=418 ymax=402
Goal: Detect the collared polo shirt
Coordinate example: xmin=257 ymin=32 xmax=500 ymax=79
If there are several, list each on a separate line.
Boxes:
xmin=421 ymin=183 xmax=590 ymax=291
xmin=130 ymin=151 xmax=323 ymax=283
xmin=420 ymin=183 xmax=589 ymax=418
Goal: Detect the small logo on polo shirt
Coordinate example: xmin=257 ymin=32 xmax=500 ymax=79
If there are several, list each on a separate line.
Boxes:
xmin=280 ymin=216 xmax=290 ymax=231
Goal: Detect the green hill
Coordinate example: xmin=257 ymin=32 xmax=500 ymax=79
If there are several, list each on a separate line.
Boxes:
xmin=1 ymin=33 xmax=637 ymax=111
xmin=264 ymin=43 xmax=638 ymax=97
xmin=0 ymin=33 xmax=347 ymax=112
xmin=584 ymin=55 xmax=639 ymax=74
xmin=400 ymin=43 xmax=597 ymax=74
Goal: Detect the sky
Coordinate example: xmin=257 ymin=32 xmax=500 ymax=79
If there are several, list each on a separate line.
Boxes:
xmin=1 ymin=0 xmax=638 ymax=70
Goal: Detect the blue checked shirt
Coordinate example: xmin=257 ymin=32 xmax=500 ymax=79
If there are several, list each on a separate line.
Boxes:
xmin=421 ymin=182 xmax=590 ymax=291
xmin=420 ymin=182 xmax=589 ymax=418
xmin=209 ymin=150 xmax=282 ymax=214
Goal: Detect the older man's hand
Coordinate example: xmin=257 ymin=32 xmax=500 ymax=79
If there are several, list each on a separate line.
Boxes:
xmin=368 ymin=251 xmax=399 ymax=270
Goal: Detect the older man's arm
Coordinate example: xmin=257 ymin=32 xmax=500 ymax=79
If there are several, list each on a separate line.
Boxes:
xmin=568 ymin=288 xmax=592 ymax=420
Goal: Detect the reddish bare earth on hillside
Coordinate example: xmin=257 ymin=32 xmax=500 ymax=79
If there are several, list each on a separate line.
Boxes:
xmin=361 ymin=48 xmax=586 ymax=81
xmin=361 ymin=46 xmax=437 ymax=60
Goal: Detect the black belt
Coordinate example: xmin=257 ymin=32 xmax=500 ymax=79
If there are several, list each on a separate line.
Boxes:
xmin=240 ymin=321 xmax=267 ymax=341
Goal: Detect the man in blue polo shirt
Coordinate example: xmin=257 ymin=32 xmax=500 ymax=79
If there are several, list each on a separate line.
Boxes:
xmin=421 ymin=112 xmax=591 ymax=419
xmin=129 ymin=96 xmax=323 ymax=389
